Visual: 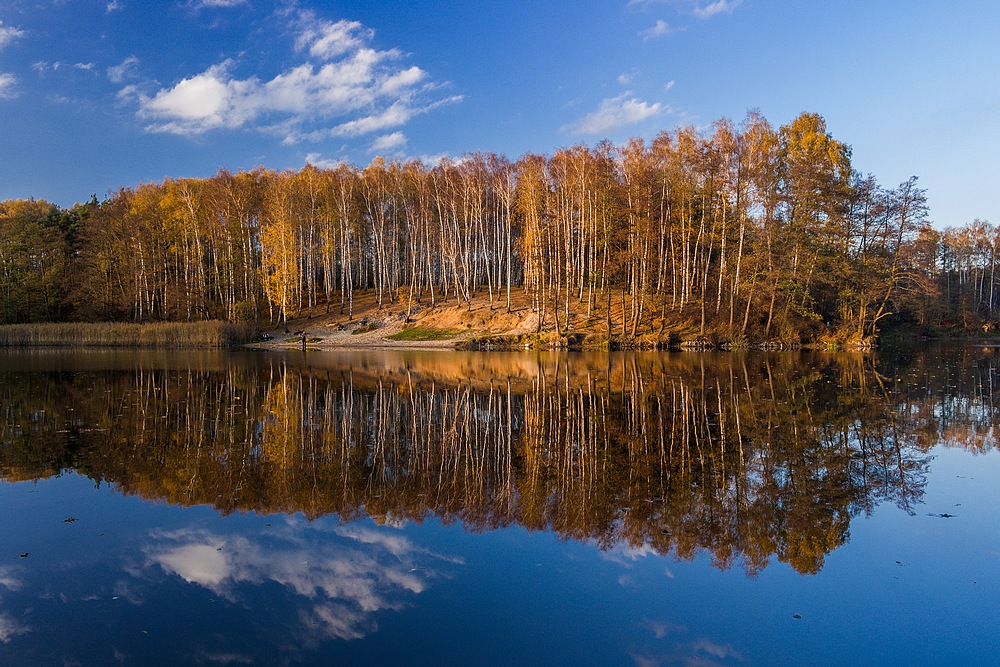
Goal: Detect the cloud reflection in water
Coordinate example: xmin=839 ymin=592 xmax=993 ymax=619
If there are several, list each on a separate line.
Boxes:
xmin=145 ymin=519 xmax=460 ymax=642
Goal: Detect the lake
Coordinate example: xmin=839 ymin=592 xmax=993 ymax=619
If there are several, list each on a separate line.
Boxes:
xmin=0 ymin=347 xmax=997 ymax=665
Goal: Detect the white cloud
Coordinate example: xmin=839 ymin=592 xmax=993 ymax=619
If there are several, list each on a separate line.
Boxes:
xmin=155 ymin=541 xmax=230 ymax=586
xmin=413 ymin=152 xmax=463 ymax=168
xmin=193 ymin=0 xmax=247 ymax=7
xmin=330 ymin=101 xmax=412 ymax=137
xmin=116 ymin=84 xmax=141 ymax=103
xmin=370 ymin=131 xmax=406 ymax=152
xmin=600 ymin=541 xmax=661 ymax=565
xmin=628 ymin=0 xmax=742 ymax=19
xmin=145 ymin=525 xmax=454 ymax=642
xmin=693 ymin=0 xmax=741 ymax=18
xmin=562 ymin=93 xmax=665 ymax=136
xmin=0 ymin=613 xmax=29 ymax=643
xmin=296 ymin=15 xmax=372 ymax=60
xmin=379 ymin=66 xmax=425 ymax=95
xmin=640 ymin=19 xmax=684 ymax=40
xmin=141 ymin=62 xmax=249 ymax=133
xmin=106 ymin=1 xmax=123 ymax=13
xmin=617 ymin=71 xmax=635 ymax=86
xmin=0 ymin=21 xmax=24 ymax=49
xmin=664 ymin=79 xmax=675 ymax=91
xmin=132 ymin=10 xmax=457 ymax=142
xmin=305 ymin=153 xmax=345 ymax=169
xmin=32 ymin=61 xmax=96 ymax=75
xmin=0 ymin=568 xmax=22 ymax=591
xmin=692 ymin=639 xmax=742 ymax=661
xmin=325 ymin=95 xmax=461 ymax=140
xmin=107 ymin=55 xmax=140 ymax=84
xmin=0 ymin=73 xmax=16 ymax=99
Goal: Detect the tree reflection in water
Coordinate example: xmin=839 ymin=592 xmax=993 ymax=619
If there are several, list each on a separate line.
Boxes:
xmin=3 ymin=346 xmax=990 ymax=576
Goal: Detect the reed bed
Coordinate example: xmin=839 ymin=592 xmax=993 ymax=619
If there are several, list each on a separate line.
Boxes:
xmin=0 ymin=321 xmax=257 ymax=348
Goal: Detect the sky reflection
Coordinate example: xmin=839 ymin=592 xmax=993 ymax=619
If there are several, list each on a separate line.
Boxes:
xmin=0 ymin=348 xmax=998 ymax=664
xmin=144 ymin=522 xmax=456 ymax=642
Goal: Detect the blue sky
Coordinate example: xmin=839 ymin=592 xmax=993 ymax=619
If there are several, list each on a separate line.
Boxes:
xmin=0 ymin=0 xmax=997 ymax=228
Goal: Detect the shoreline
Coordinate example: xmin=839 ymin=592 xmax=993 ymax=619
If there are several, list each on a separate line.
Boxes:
xmin=1 ymin=291 xmax=994 ymax=352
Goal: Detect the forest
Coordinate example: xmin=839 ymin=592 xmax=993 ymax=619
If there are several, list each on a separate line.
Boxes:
xmin=0 ymin=110 xmax=995 ymax=344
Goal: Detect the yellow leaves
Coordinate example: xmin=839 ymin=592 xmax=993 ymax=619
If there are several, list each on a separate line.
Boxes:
xmin=0 ymin=198 xmax=57 ymax=222
xmin=781 ymin=112 xmax=851 ymax=182
xmin=259 ymin=174 xmax=304 ymax=318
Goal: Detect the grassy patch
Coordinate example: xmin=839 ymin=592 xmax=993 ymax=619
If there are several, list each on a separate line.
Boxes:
xmin=387 ymin=326 xmax=464 ymax=341
xmin=0 ymin=321 xmax=257 ymax=348
xmin=351 ymin=321 xmax=379 ymax=335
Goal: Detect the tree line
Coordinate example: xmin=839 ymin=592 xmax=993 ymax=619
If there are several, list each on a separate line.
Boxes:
xmin=0 ymin=110 xmax=995 ymax=341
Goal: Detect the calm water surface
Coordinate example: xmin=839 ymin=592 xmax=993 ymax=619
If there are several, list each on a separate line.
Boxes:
xmin=0 ymin=347 xmax=997 ymax=665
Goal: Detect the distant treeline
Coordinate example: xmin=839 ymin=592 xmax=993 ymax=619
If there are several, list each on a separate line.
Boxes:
xmin=0 ymin=111 xmax=994 ymax=341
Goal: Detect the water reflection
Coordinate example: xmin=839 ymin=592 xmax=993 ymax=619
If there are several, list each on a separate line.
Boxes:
xmin=0 ymin=489 xmax=462 ymax=665
xmin=3 ymin=347 xmax=996 ymax=577
xmin=0 ymin=565 xmax=28 ymax=644
xmin=143 ymin=522 xmax=456 ymax=643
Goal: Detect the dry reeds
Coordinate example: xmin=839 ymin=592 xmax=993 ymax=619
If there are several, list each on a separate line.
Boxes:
xmin=0 ymin=321 xmax=257 ymax=348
